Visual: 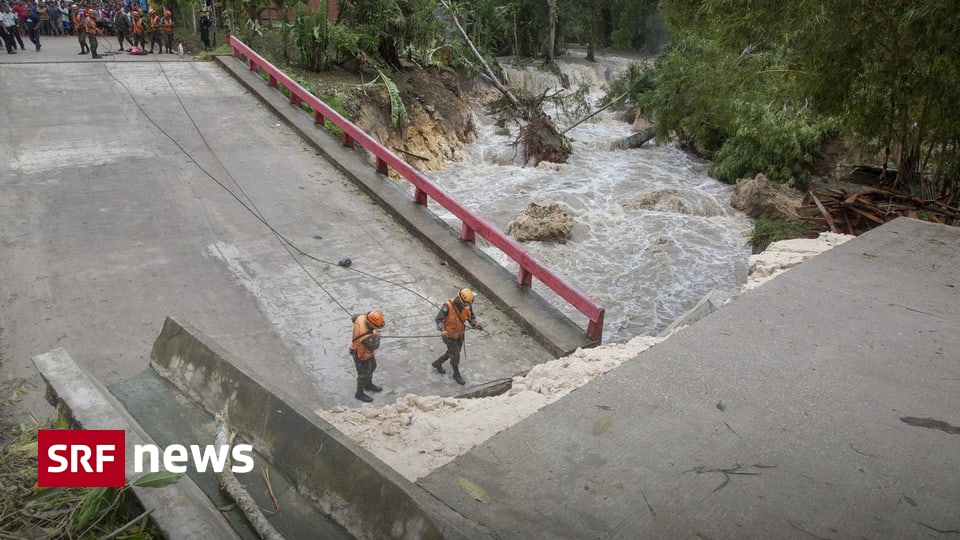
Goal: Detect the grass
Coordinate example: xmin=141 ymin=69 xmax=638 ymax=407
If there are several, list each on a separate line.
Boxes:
xmin=749 ymin=219 xmax=817 ymax=253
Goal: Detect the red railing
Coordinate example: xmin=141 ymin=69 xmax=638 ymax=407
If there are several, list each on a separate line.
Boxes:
xmin=228 ymin=36 xmax=605 ymax=342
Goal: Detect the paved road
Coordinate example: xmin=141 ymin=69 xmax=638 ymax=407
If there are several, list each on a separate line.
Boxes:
xmin=0 ymin=36 xmax=552 ymax=419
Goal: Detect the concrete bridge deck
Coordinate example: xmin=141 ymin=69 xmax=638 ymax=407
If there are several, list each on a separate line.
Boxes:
xmin=0 ymin=36 xmax=561 ymax=419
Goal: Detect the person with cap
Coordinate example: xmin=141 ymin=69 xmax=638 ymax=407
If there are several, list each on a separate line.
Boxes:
xmin=71 ymin=4 xmax=86 ymax=53
xmin=432 ymin=288 xmax=484 ymax=385
xmin=147 ymin=7 xmax=160 ymax=53
xmin=159 ymin=8 xmax=172 ymax=53
xmin=129 ymin=8 xmax=143 ymax=48
xmin=350 ymin=310 xmax=385 ymax=403
xmin=83 ymin=8 xmax=100 ymax=58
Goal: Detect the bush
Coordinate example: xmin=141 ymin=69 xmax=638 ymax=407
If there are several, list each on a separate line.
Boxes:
xmin=710 ymin=101 xmax=824 ymax=189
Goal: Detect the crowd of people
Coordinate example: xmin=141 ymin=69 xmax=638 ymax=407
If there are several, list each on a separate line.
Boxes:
xmin=1 ymin=0 xmax=214 ymax=57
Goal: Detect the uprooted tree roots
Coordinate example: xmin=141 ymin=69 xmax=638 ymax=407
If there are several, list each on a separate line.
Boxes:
xmin=519 ymin=117 xmax=569 ymax=165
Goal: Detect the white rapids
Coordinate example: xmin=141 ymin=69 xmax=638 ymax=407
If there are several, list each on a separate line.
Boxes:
xmin=425 ymin=54 xmax=755 ymax=343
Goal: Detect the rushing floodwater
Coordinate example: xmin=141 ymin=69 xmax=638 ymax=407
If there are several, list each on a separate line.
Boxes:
xmin=425 ymin=55 xmax=755 ymax=344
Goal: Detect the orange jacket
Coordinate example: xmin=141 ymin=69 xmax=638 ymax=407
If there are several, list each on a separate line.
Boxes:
xmin=132 ymin=18 xmax=143 ymax=33
xmin=72 ymin=12 xmax=83 ymax=31
xmin=160 ymin=15 xmax=172 ymax=32
xmin=350 ymin=314 xmax=380 ymax=361
xmin=440 ymin=299 xmax=473 ymax=340
xmin=84 ymin=17 xmax=98 ymax=36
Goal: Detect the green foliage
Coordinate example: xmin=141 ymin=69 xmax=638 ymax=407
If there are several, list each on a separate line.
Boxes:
xmin=656 ymin=0 xmax=960 ymax=199
xmin=710 ymin=100 xmax=822 ymax=188
xmin=749 ymin=219 xmax=816 ymax=253
xmin=0 ymin=412 xmax=162 ymax=539
xmin=602 ymin=62 xmax=656 ymax=110
xmin=376 ymin=69 xmax=409 ymax=129
xmin=337 ymin=0 xmax=444 ymax=69
xmin=293 ymin=0 xmax=361 ymax=71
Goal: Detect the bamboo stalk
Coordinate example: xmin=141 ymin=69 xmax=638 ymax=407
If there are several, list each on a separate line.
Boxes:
xmin=809 ymin=191 xmax=838 ymax=233
xmin=216 ymin=406 xmax=284 ymax=540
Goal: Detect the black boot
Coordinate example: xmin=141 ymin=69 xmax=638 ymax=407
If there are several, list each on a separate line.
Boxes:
xmin=431 ymin=358 xmax=446 ymax=374
xmin=355 ymin=380 xmax=373 ymax=402
xmin=365 ymin=382 xmax=383 ymax=393
xmin=453 ymin=371 xmax=465 ymax=385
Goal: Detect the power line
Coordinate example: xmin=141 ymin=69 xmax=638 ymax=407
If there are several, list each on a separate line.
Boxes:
xmin=103 ymin=62 xmax=443 ymax=325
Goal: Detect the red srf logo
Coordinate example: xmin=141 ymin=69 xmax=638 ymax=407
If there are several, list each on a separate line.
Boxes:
xmin=37 ymin=430 xmax=126 ymax=488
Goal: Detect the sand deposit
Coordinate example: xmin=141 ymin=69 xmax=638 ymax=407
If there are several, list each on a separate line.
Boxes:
xmin=318 ymin=335 xmax=665 ymax=481
xmin=317 ymin=232 xmax=854 ymax=481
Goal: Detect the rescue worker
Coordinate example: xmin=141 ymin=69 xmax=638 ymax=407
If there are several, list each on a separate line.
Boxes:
xmin=83 ymin=9 xmax=100 ymax=58
xmin=159 ymin=8 xmax=172 ymax=54
xmin=350 ymin=310 xmax=385 ymax=403
xmin=432 ymin=288 xmax=484 ymax=385
xmin=130 ymin=9 xmax=144 ymax=49
xmin=71 ymin=4 xmax=86 ymax=54
xmin=147 ymin=8 xmax=160 ymax=53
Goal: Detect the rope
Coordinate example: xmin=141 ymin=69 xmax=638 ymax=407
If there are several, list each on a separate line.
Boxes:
xmin=102 ymin=62 xmax=443 ymax=323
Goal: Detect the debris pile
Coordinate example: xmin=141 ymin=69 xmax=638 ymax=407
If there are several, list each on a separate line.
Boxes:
xmin=803 ymin=186 xmax=960 ymax=235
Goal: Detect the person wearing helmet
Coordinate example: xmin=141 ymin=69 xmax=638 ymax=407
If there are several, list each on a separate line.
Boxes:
xmin=83 ymin=8 xmax=100 ymax=58
xmin=432 ymin=288 xmax=484 ymax=385
xmin=350 ymin=310 xmax=385 ymax=403
xmin=159 ymin=8 xmax=172 ymax=53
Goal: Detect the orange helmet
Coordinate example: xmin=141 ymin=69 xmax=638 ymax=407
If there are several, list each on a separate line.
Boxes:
xmin=366 ymin=311 xmax=384 ymax=328
xmin=457 ymin=288 xmax=475 ymax=303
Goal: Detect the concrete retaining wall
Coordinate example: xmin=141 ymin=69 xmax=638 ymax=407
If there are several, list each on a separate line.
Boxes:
xmin=150 ymin=316 xmax=491 ymax=540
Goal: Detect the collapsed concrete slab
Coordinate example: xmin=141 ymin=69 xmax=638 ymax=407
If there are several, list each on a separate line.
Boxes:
xmin=32 ymin=348 xmax=239 ymax=540
xmin=150 ymin=316 xmax=491 ymax=540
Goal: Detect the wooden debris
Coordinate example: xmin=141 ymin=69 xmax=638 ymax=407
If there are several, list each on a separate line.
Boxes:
xmin=800 ymin=187 xmax=960 ymax=235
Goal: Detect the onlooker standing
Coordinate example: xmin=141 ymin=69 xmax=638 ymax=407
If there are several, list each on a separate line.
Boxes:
xmin=24 ymin=6 xmax=39 ymax=50
xmin=198 ymin=9 xmax=210 ymax=50
xmin=38 ymin=0 xmax=49 ymax=36
xmin=9 ymin=0 xmax=26 ymax=49
xmin=113 ymin=5 xmax=129 ymax=50
xmin=1 ymin=4 xmax=18 ymax=54
xmin=59 ymin=3 xmax=69 ymax=36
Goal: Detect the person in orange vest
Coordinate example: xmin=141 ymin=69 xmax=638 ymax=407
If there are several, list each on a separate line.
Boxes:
xmin=71 ymin=4 xmax=86 ymax=54
xmin=350 ymin=310 xmax=385 ymax=403
xmin=130 ymin=10 xmax=144 ymax=49
xmin=147 ymin=8 xmax=160 ymax=53
xmin=432 ymin=288 xmax=484 ymax=385
xmin=159 ymin=9 xmax=172 ymax=54
xmin=83 ymin=9 xmax=100 ymax=58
